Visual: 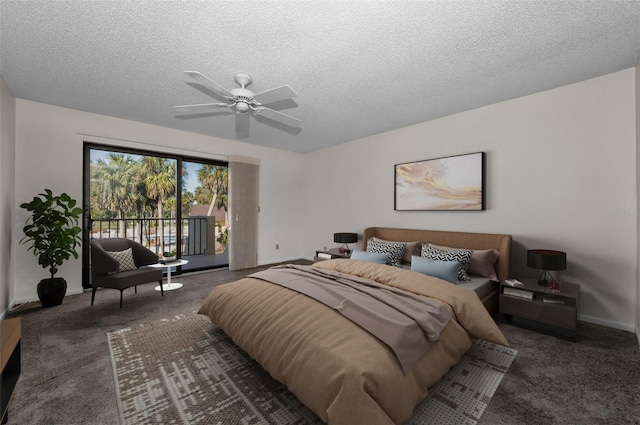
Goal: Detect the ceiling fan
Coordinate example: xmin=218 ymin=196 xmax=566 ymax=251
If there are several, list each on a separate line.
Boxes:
xmin=174 ymin=71 xmax=301 ymax=135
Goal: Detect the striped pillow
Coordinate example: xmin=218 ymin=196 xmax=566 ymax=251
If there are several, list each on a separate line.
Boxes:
xmin=421 ymin=245 xmax=472 ymax=281
xmin=366 ymin=238 xmax=406 ymax=267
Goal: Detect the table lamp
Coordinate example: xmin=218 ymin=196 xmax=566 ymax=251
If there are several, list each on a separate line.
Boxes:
xmin=333 ymin=232 xmax=358 ymax=254
xmin=527 ymin=249 xmax=566 ymax=286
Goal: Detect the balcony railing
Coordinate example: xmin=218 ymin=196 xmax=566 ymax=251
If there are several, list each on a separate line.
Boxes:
xmin=90 ymin=217 xmax=215 ymax=257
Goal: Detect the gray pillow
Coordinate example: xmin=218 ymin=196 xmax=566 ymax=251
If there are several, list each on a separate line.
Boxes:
xmin=411 ymin=256 xmax=460 ymax=283
xmin=350 ymin=250 xmax=389 ymax=264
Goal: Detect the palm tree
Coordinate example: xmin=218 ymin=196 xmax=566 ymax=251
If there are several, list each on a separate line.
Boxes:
xmin=181 ymin=191 xmax=195 ymax=217
xmin=196 ymin=165 xmax=229 ymax=224
xmin=91 ymin=154 xmax=137 ymax=237
xmin=129 ymin=160 xmax=154 ymax=243
xmin=140 ymin=157 xmax=176 ymax=251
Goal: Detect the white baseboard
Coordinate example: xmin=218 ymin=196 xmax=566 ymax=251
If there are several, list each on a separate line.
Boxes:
xmin=579 ymin=313 xmax=636 ymax=333
xmin=636 ymin=327 xmax=640 ymax=350
xmin=10 ymin=287 xmax=84 ymax=309
xmin=258 ymin=256 xmax=307 ymax=266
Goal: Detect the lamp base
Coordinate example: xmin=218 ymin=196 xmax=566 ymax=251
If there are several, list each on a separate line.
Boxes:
xmin=338 ymin=244 xmax=351 ymax=255
xmin=537 ymin=270 xmax=555 ymax=286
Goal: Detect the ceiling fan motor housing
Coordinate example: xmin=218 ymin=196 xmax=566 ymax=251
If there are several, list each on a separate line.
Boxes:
xmin=230 ymin=88 xmax=256 ymax=100
xmin=230 ymin=88 xmax=257 ymax=113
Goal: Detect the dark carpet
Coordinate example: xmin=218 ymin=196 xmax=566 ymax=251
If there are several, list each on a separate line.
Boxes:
xmin=5 ymin=260 xmax=640 ymax=424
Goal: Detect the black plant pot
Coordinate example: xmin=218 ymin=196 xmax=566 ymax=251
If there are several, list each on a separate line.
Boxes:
xmin=37 ymin=277 xmax=67 ymax=307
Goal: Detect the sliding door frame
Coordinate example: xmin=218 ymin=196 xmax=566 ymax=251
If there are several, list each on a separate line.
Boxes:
xmin=82 ymin=142 xmax=228 ymax=289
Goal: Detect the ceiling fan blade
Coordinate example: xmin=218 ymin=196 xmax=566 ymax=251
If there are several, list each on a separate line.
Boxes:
xmin=184 ymin=71 xmax=234 ymax=98
xmin=252 ymin=85 xmax=297 ymax=105
xmin=173 ymin=103 xmax=231 ymax=113
xmin=254 ymin=107 xmax=301 ymax=128
xmin=235 ymin=112 xmax=250 ymax=139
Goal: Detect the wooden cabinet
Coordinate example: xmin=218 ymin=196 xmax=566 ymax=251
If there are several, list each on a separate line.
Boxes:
xmin=1 ymin=318 xmax=21 ymax=424
xmin=499 ymin=279 xmax=580 ymax=341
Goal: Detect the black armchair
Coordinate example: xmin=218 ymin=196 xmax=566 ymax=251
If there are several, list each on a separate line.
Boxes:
xmin=90 ymin=238 xmax=164 ymax=308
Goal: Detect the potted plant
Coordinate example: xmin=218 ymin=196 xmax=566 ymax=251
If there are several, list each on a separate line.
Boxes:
xmin=20 ymin=189 xmax=82 ymax=307
xmin=162 ymin=250 xmax=177 ymax=262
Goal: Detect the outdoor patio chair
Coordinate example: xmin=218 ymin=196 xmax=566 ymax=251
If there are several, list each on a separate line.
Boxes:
xmin=90 ymin=238 xmax=163 ymax=308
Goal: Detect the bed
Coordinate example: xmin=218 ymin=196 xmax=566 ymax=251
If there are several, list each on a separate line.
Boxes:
xmin=198 ymin=228 xmax=511 ymax=425
xmin=362 ymin=227 xmax=512 ymax=315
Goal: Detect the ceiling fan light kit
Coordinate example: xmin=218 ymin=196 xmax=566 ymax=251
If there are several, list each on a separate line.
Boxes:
xmin=235 ymin=101 xmax=250 ymax=114
xmin=174 ymin=71 xmax=301 ymax=136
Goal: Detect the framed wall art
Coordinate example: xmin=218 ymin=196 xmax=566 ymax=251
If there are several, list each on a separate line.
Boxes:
xmin=394 ymin=152 xmax=485 ymax=211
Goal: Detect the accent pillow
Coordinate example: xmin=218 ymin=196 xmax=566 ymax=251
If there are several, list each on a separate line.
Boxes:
xmin=106 ymin=247 xmax=137 ymax=272
xmin=410 ymin=256 xmax=460 ymax=284
xmin=421 ymin=245 xmax=472 ymax=281
xmin=350 ymin=250 xmax=389 ymax=264
xmin=428 ymin=244 xmax=500 ymax=282
xmin=371 ymin=237 xmax=421 ymax=264
xmin=366 ymin=238 xmax=406 ymax=267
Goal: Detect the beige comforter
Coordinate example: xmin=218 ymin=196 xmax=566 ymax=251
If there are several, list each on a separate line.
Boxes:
xmin=198 ymin=259 xmax=508 ymax=425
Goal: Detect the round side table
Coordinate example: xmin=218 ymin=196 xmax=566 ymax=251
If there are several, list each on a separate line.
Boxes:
xmin=149 ymin=259 xmax=189 ymax=291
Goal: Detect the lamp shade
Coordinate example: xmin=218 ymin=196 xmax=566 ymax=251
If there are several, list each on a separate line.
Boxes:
xmin=527 ymin=249 xmax=566 ymax=271
xmin=333 ymin=233 xmax=358 ymax=244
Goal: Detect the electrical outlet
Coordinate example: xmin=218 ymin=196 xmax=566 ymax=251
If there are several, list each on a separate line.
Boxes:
xmin=276 ymin=243 xmax=279 ymax=250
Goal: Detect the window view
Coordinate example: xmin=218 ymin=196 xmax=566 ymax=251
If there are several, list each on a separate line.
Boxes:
xmin=85 ymin=146 xmax=228 ymax=286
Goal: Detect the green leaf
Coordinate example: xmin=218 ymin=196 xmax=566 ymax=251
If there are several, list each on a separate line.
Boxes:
xmin=21 ymin=189 xmax=82 ymax=279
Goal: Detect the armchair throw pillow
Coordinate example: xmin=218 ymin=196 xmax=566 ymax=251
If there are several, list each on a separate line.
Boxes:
xmin=106 ymin=247 xmax=137 ymax=272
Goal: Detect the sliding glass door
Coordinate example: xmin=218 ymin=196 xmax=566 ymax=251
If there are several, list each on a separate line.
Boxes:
xmin=82 ymin=144 xmax=228 ymax=288
xmin=180 ymin=160 xmax=229 ymax=271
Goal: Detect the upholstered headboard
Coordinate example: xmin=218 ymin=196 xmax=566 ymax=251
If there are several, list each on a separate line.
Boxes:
xmin=362 ymin=227 xmax=512 ymax=283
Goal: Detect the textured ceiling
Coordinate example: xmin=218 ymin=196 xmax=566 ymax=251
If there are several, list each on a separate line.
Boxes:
xmin=1 ymin=1 xmax=639 ymax=153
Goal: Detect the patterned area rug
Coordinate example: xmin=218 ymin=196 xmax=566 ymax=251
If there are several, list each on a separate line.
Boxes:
xmin=107 ymin=314 xmax=516 ymax=425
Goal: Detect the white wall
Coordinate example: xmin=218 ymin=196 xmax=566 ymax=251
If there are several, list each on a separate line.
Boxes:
xmin=304 ymin=69 xmax=637 ymax=331
xmin=636 ymin=58 xmax=640 ymax=344
xmin=0 ymin=75 xmax=16 ymax=318
xmin=13 ymin=100 xmax=305 ymax=303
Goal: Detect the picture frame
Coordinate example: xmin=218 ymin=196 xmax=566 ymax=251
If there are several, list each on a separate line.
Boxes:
xmin=394 ymin=152 xmax=485 ymax=211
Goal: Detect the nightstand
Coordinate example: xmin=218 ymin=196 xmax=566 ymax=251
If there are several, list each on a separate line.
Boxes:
xmin=498 ymin=279 xmax=580 ymax=341
xmin=314 ymin=248 xmax=351 ymax=262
